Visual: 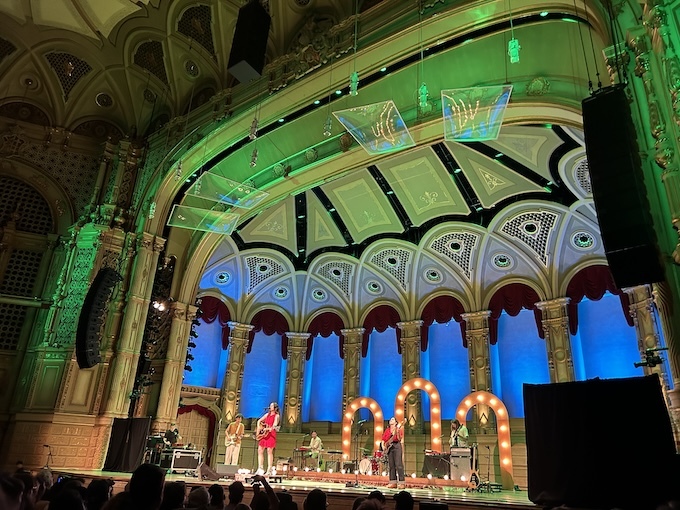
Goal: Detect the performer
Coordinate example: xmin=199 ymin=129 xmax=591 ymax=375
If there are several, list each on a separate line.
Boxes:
xmin=382 ymin=417 xmax=405 ymax=488
xmin=256 ymin=402 xmax=280 ymax=475
xmin=164 ymin=423 xmax=182 ymax=447
xmin=224 ymin=414 xmax=245 ymax=465
xmin=308 ymin=431 xmax=324 ymax=468
xmin=449 ymin=419 xmax=469 ymax=448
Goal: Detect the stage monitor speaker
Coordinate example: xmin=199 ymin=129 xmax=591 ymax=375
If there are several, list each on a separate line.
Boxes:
xmin=422 ymin=454 xmax=449 ymax=478
xmin=216 ymin=464 xmax=239 ymax=476
xmin=524 ymin=374 xmax=678 ymax=510
xmin=227 ymin=0 xmax=271 ymax=83
xmin=582 ymin=85 xmax=664 ymax=289
xmin=76 ymin=267 xmax=121 ymax=369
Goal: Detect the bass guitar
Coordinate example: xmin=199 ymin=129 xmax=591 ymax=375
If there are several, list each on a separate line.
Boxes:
xmin=467 ymin=443 xmax=480 ymax=491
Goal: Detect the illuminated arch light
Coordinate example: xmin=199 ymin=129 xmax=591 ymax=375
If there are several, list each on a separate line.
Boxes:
xmin=342 ymin=397 xmax=383 ymax=462
xmin=394 ymin=377 xmax=442 ymax=452
xmin=455 ymin=390 xmax=514 ymax=490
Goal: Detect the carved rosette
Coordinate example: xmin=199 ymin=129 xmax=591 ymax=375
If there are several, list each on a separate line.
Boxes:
xmin=283 ymin=332 xmax=310 ymax=432
xmin=397 ymin=320 xmax=423 ymax=431
xmin=536 ymin=298 xmax=574 ymax=383
xmin=341 ymin=328 xmax=364 ymax=411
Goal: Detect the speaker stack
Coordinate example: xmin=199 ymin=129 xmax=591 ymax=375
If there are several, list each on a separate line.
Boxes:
xmin=227 ymin=0 xmax=271 ymax=83
xmin=581 ymin=85 xmax=664 ymax=288
xmin=75 ymin=267 xmax=122 ymax=369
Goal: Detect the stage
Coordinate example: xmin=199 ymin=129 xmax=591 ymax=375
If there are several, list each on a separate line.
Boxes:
xmin=56 ymin=468 xmax=537 ymax=510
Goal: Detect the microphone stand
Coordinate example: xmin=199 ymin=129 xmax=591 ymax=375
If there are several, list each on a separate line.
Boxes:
xmin=346 ymin=423 xmax=363 ymax=488
xmin=43 ymin=446 xmax=53 ymax=469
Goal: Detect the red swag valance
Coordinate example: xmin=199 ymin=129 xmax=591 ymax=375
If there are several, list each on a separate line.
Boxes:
xmin=199 ymin=296 xmax=231 ymax=350
xmin=249 ymin=309 xmax=290 ymax=359
xmin=362 ymin=304 xmax=402 ymax=356
xmin=421 ymin=295 xmax=467 ymax=350
xmin=566 ymin=265 xmax=632 ymax=334
xmin=307 ymin=311 xmax=345 ymax=360
xmin=177 ymin=404 xmax=216 ymax=464
xmin=488 ymin=283 xmax=543 ymax=344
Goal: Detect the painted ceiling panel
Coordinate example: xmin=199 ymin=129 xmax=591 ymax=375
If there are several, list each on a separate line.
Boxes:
xmin=479 ymin=236 xmax=545 ymax=291
xmin=377 ymin=147 xmax=470 ymax=226
xmin=485 ymin=126 xmax=562 ymax=181
xmin=239 ymin=196 xmax=298 ymax=255
xmin=305 ymin=190 xmax=347 ymax=253
xmin=78 ymin=0 xmax=141 ymax=38
xmin=444 ymin=141 xmax=548 ymax=209
xmin=0 ymin=0 xmax=24 ymax=22
xmin=31 ymin=0 xmax=97 ymax=38
xmin=321 ymin=168 xmax=403 ymax=244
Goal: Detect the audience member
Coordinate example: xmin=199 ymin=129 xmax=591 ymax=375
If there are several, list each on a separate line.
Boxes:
xmin=356 ymin=499 xmax=384 ymax=510
xmin=393 ymin=490 xmax=414 ymax=510
xmin=159 ymin=481 xmax=186 ymax=510
xmin=34 ymin=470 xmax=53 ymax=505
xmin=128 ymin=463 xmax=166 ymax=510
xmin=351 ymin=497 xmax=366 ymax=510
xmin=234 ymin=504 xmax=251 ymax=510
xmin=0 ymin=473 xmax=24 ymax=510
xmin=226 ymin=481 xmax=245 ymax=510
xmin=302 ymin=488 xmax=326 ymax=510
xmin=15 ymin=461 xmax=27 ymax=473
xmin=366 ymin=490 xmax=385 ymax=506
xmin=250 ymin=475 xmax=279 ymax=510
xmin=49 ymin=488 xmax=86 ymax=510
xmin=187 ymin=486 xmax=210 ymax=509
xmin=86 ymin=479 xmax=114 ymax=510
xmin=276 ymin=491 xmax=297 ymax=510
xmin=207 ymin=483 xmax=225 ymax=510
xmin=13 ymin=470 xmax=37 ymax=510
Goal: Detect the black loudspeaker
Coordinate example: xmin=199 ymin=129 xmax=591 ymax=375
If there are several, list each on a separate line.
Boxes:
xmin=582 ymin=85 xmax=664 ymax=289
xmin=524 ymin=375 xmax=679 ymax=509
xmin=422 ymin=454 xmax=450 ymax=478
xmin=227 ymin=0 xmax=271 ymax=83
xmin=76 ymin=267 xmax=121 ymax=369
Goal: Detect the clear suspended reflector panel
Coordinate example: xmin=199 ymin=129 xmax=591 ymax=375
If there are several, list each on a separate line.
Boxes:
xmin=167 ymin=204 xmax=240 ymax=234
xmin=441 ymin=85 xmax=513 ymax=142
xmin=333 ymin=100 xmax=415 ymax=155
xmin=186 ymin=172 xmax=269 ymax=209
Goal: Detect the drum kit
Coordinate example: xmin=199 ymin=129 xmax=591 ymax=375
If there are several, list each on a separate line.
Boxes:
xmin=358 ymin=450 xmax=387 ymax=475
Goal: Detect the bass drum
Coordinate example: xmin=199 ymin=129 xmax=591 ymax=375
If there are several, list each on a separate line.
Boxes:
xmin=358 ymin=458 xmax=373 ymax=475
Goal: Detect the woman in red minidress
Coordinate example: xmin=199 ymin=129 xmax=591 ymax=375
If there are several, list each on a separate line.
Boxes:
xmin=256 ymin=402 xmax=280 ymax=475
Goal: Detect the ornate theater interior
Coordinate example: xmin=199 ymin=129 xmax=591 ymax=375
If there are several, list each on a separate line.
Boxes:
xmin=1 ymin=0 xmax=680 ymax=507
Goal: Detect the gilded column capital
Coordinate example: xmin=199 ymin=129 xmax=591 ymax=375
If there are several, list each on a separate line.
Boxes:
xmin=396 ymin=320 xmax=424 ymax=338
xmin=461 ymin=310 xmax=491 ymax=329
xmin=341 ymin=327 xmax=365 ymax=338
xmin=535 ymin=297 xmax=571 ymax=311
xmin=228 ymin=321 xmax=255 ymax=338
xmin=137 ymin=232 xmax=154 ymax=251
xmin=153 ymin=236 xmax=166 ymax=253
xmin=285 ymin=332 xmax=312 ymax=341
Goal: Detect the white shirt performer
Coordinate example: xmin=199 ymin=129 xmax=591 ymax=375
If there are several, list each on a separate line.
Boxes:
xmin=224 ymin=414 xmax=245 ymax=465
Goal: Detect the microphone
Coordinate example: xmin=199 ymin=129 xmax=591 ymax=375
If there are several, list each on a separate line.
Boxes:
xmin=43 ymin=444 xmax=50 ymax=448
xmin=302 ymin=433 xmax=309 ymax=437
xmin=356 ymin=419 xmax=367 ymax=425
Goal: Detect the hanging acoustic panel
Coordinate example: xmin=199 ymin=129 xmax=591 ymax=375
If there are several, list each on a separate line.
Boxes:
xmin=186 ymin=172 xmax=269 ymax=209
xmin=441 ymin=85 xmax=513 ymax=142
xmin=167 ymin=204 xmax=240 ymax=234
xmin=333 ymin=100 xmax=415 ymax=155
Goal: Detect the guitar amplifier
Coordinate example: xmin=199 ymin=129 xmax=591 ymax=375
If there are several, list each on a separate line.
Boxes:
xmin=450 ymin=448 xmax=471 ymax=482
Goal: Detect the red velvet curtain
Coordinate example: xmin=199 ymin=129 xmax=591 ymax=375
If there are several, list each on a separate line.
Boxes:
xmin=199 ymin=296 xmax=231 ymax=349
xmin=362 ymin=304 xmax=402 ymax=356
xmin=488 ymin=283 xmax=543 ymax=344
xmin=565 ymin=265 xmax=632 ymax=335
xmin=420 ymin=295 xmax=467 ymax=350
xmin=307 ymin=312 xmax=345 ymax=360
xmin=177 ymin=404 xmax=216 ymax=464
xmin=249 ymin=309 xmax=290 ymax=359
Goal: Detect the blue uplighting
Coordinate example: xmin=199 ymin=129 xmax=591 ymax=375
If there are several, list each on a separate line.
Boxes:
xmin=183 ymin=320 xmax=223 ymax=388
xmin=363 ymin=328 xmax=401 ymax=420
xmin=303 ymin=334 xmax=344 ymax=421
xmin=241 ymin=331 xmax=285 ymax=419
xmin=492 ymin=309 xmax=550 ymax=418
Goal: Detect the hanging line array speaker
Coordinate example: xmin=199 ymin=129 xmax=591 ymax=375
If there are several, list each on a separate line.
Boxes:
xmin=581 ymin=84 xmax=664 ymax=289
xmin=76 ymin=267 xmax=122 ymax=369
xmin=227 ymin=0 xmax=271 ymax=84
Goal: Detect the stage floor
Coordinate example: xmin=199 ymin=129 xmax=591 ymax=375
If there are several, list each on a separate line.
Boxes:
xmin=58 ymin=468 xmax=537 ymax=510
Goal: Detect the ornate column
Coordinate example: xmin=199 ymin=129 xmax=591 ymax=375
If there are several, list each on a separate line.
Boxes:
xmin=461 ymin=311 xmax=492 ymax=429
xmin=397 ymin=320 xmax=423 ymax=433
xmin=153 ymin=302 xmax=198 ymax=432
xmin=220 ymin=322 xmax=254 ymax=421
xmin=103 ymin=233 xmax=165 ymax=418
xmin=342 ymin=328 xmax=364 ymax=414
xmin=282 ymin=332 xmax=310 ymax=433
xmin=536 ymin=298 xmax=574 ymax=383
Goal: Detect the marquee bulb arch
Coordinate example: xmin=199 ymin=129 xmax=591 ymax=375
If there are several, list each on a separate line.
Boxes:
xmin=342 ymin=397 xmax=384 ymax=461
xmin=394 ymin=378 xmax=442 ymax=452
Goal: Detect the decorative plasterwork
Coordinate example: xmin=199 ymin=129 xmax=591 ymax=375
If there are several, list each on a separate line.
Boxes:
xmin=499 ymin=210 xmax=559 ymax=266
xmin=445 ymin=141 xmax=547 ymax=209
xmin=321 ymin=168 xmax=403 ymax=243
xmin=239 ymin=196 xmax=298 ymax=255
xmin=315 ymin=260 xmax=355 ymax=299
xmin=245 ymin=255 xmax=285 ymax=294
xmin=305 ymin=191 xmax=347 ymax=252
xmin=427 ymin=231 xmax=480 ymax=280
xmin=485 ymin=125 xmax=563 ymax=181
xmin=368 ymin=247 xmax=413 ymax=290
xmin=377 ymin=147 xmax=470 ymax=226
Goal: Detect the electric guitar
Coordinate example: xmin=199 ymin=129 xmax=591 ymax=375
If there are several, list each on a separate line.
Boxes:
xmin=383 ymin=421 xmax=405 ymax=454
xmin=225 ymin=432 xmax=250 ymax=447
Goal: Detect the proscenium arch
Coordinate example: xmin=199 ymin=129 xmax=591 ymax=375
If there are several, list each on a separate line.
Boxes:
xmin=394 ymin=378 xmax=442 ymax=452
xmin=455 ymin=390 xmax=514 ymax=490
xmin=342 ymin=397 xmax=384 ymax=462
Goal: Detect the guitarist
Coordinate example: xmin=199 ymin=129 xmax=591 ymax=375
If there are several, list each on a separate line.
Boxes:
xmin=224 ymin=414 xmax=245 ymax=465
xmin=381 ymin=417 xmax=405 ymax=489
xmin=256 ymin=402 xmax=280 ymax=475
